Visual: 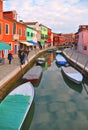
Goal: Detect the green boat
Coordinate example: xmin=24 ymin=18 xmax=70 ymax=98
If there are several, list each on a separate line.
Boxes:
xmin=0 ymin=82 xmax=34 ymax=130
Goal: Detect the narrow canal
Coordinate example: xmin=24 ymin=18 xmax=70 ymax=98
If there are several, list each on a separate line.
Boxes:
xmin=15 ymin=51 xmax=88 ymax=130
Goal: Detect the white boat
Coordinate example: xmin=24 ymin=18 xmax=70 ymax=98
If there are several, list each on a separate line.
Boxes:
xmin=55 ymin=50 xmax=62 ymax=54
xmin=36 ymin=57 xmax=46 ymax=65
xmin=61 ymin=66 xmax=83 ymax=84
xmin=0 ymin=82 xmax=34 ymax=130
xmin=56 ymin=54 xmax=67 ymax=65
xmin=22 ymin=65 xmax=43 ymax=83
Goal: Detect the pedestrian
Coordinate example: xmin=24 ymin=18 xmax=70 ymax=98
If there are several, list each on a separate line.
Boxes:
xmin=19 ymin=51 xmax=25 ymax=65
xmin=8 ymin=53 xmax=13 ymax=64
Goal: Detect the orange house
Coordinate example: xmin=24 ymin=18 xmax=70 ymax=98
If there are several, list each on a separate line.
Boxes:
xmin=0 ymin=0 xmax=27 ymax=57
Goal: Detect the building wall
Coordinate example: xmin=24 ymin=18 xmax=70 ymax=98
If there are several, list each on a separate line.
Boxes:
xmin=3 ymin=11 xmax=17 ymax=21
xmin=0 ymin=0 xmax=3 ymax=40
xmin=32 ymin=29 xmax=37 ymax=43
xmin=17 ymin=22 xmax=26 ymax=41
xmin=47 ymin=29 xmax=52 ymax=43
xmin=0 ymin=0 xmax=3 ymax=19
xmin=78 ymin=30 xmax=88 ymax=55
xmin=40 ymin=25 xmax=48 ymax=44
xmin=26 ymin=27 xmax=33 ymax=41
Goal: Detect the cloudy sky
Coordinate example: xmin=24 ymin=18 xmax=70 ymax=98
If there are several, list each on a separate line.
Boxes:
xmin=3 ymin=0 xmax=88 ymax=34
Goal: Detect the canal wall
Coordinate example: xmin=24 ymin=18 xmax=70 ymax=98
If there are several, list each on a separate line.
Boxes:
xmin=63 ymin=48 xmax=88 ymax=76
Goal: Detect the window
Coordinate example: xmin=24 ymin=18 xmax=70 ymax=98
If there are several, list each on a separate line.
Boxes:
xmin=41 ymin=34 xmax=44 ymax=39
xmin=83 ymin=46 xmax=87 ymax=50
xmin=13 ymin=22 xmax=16 ymax=34
xmin=27 ymin=32 xmax=30 ymax=36
xmin=31 ymin=32 xmax=33 ymax=37
xmin=0 ymin=23 xmax=2 ymax=34
xmin=5 ymin=24 xmax=9 ymax=34
xmin=19 ymin=28 xmax=22 ymax=36
xmin=24 ymin=30 xmax=26 ymax=36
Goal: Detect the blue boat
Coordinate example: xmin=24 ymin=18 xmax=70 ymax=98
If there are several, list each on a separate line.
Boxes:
xmin=0 ymin=82 xmax=34 ymax=130
xmin=56 ymin=54 xmax=67 ymax=65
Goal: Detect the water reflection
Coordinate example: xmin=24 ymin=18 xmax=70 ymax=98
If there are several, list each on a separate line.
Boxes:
xmin=21 ymin=101 xmax=35 ymax=130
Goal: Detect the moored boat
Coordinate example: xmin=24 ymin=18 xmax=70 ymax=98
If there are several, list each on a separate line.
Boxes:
xmin=22 ymin=65 xmax=43 ymax=82
xmin=36 ymin=57 xmax=46 ymax=66
xmin=55 ymin=50 xmax=62 ymax=54
xmin=56 ymin=54 xmax=67 ymax=65
xmin=0 ymin=82 xmax=34 ymax=130
xmin=61 ymin=66 xmax=83 ymax=84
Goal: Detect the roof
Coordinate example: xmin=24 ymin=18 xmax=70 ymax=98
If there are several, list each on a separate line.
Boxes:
xmin=24 ymin=22 xmax=38 ymax=25
xmin=39 ymin=24 xmax=51 ymax=30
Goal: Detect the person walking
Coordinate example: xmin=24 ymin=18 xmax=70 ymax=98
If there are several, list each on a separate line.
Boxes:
xmin=8 ymin=53 xmax=13 ymax=64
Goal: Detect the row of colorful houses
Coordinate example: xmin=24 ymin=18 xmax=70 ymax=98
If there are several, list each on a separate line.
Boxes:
xmin=0 ymin=0 xmax=54 ymax=58
xmin=1 ymin=0 xmax=88 ymax=58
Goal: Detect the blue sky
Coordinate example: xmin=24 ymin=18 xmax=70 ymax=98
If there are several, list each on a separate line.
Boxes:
xmin=3 ymin=0 xmax=88 ymax=34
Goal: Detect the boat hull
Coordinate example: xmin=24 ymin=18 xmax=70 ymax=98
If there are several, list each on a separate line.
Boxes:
xmin=36 ymin=58 xmax=46 ymax=66
xmin=61 ymin=66 xmax=83 ymax=84
xmin=0 ymin=82 xmax=34 ymax=130
xmin=22 ymin=65 xmax=43 ymax=83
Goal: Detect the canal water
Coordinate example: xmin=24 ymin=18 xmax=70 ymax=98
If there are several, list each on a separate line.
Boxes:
xmin=17 ymin=51 xmax=88 ymax=130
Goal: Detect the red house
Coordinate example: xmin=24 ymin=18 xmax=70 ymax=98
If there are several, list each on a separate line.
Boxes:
xmin=53 ymin=34 xmax=66 ymax=46
xmin=0 ymin=0 xmax=26 ymax=57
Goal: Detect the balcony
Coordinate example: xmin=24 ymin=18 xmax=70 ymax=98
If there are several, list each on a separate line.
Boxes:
xmin=13 ymin=34 xmax=19 ymax=40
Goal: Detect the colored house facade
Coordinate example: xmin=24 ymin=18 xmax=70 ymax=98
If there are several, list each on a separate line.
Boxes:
xmin=53 ymin=34 xmax=66 ymax=46
xmin=24 ymin=22 xmax=41 ymax=43
xmin=0 ymin=0 xmax=53 ymax=58
xmin=47 ymin=28 xmax=52 ymax=43
xmin=77 ymin=30 xmax=88 ymax=55
xmin=2 ymin=11 xmax=27 ymax=56
xmin=75 ymin=25 xmax=88 ymax=55
xmin=39 ymin=24 xmax=48 ymax=45
xmin=26 ymin=27 xmax=33 ymax=42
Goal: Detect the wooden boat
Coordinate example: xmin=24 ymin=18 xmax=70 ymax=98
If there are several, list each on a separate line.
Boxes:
xmin=0 ymin=82 xmax=34 ymax=130
xmin=22 ymin=65 xmax=43 ymax=82
xmin=61 ymin=66 xmax=83 ymax=84
xmin=36 ymin=57 xmax=46 ymax=66
xmin=56 ymin=54 xmax=67 ymax=65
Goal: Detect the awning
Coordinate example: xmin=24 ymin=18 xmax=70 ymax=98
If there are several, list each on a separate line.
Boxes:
xmin=0 ymin=42 xmax=11 ymax=50
xmin=19 ymin=41 xmax=33 ymax=46
xmin=27 ymin=40 xmax=37 ymax=45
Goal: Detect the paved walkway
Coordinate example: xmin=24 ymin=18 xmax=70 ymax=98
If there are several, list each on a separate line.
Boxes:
xmin=63 ymin=48 xmax=88 ymax=75
xmin=0 ymin=47 xmax=55 ymax=89
xmin=0 ymin=47 xmax=53 ymax=101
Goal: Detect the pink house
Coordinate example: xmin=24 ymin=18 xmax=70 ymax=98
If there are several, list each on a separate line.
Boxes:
xmin=77 ymin=30 xmax=88 ymax=55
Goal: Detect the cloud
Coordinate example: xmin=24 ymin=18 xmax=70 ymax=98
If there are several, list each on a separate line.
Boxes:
xmin=3 ymin=0 xmax=88 ymax=33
